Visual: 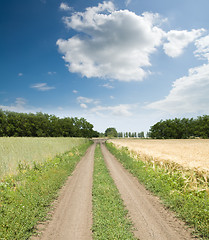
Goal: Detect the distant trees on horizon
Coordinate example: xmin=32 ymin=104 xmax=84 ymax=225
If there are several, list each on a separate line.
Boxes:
xmin=104 ymin=115 xmax=209 ymax=139
xmin=0 ymin=109 xmax=99 ymax=138
xmin=117 ymin=131 xmax=145 ymax=138
xmin=103 ymin=129 xmax=146 ymax=138
xmin=2 ymin=110 xmax=208 ymax=140
xmin=149 ymin=115 xmax=209 ymax=139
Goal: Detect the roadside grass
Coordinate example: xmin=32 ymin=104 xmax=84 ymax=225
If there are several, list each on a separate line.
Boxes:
xmin=0 ymin=137 xmax=88 ymax=177
xmin=106 ymin=142 xmax=209 ymax=240
xmin=92 ymin=144 xmax=136 ymax=240
xmin=0 ymin=141 xmax=92 ymax=240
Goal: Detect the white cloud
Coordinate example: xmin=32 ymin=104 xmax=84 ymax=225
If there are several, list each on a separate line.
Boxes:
xmin=18 ymin=73 xmax=23 ymax=77
xmin=125 ymin=0 xmax=132 ymax=6
xmin=57 ymin=1 xmax=165 ymax=81
xmin=163 ymin=29 xmax=204 ymax=58
xmin=101 ymin=83 xmax=114 ymax=89
xmin=73 ymin=90 xmax=78 ymax=94
xmin=77 ymin=96 xmax=99 ymax=109
xmin=80 ymin=103 xmax=88 ymax=109
xmin=15 ymin=97 xmax=26 ymax=106
xmin=194 ymin=34 xmax=209 ymax=61
xmin=146 ymin=63 xmax=209 ymax=113
xmin=30 ymin=83 xmax=55 ymax=91
xmin=110 ymin=96 xmax=115 ymax=99
xmin=77 ymin=96 xmax=94 ymax=104
xmin=91 ymin=104 xmax=135 ymax=117
xmin=0 ymin=97 xmax=34 ymax=112
xmin=48 ymin=71 xmax=56 ymax=75
xmin=60 ymin=3 xmax=72 ymax=11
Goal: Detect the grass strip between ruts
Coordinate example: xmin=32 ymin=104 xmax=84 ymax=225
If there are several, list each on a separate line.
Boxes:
xmin=106 ymin=142 xmax=209 ymax=240
xmin=92 ymin=143 xmax=136 ymax=240
xmin=0 ymin=141 xmax=92 ymax=240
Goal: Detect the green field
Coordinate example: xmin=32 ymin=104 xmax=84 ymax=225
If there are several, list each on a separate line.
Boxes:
xmin=0 ymin=140 xmax=91 ymax=239
xmin=0 ymin=137 xmax=88 ymax=178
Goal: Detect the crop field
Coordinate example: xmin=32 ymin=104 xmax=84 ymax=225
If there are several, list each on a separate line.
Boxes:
xmin=0 ymin=137 xmax=88 ymax=178
xmin=109 ymin=139 xmax=209 ymax=172
xmin=106 ymin=142 xmax=209 ymax=239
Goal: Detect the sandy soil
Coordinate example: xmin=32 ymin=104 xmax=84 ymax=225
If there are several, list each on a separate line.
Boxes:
xmin=34 ymin=143 xmax=95 ymax=240
xmin=32 ymin=140 xmax=195 ymax=240
xmin=101 ymin=141 xmax=195 ymax=240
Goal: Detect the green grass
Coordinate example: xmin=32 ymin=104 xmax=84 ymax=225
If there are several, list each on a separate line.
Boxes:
xmin=0 ymin=140 xmax=92 ymax=240
xmin=106 ymin=142 xmax=209 ymax=240
xmin=0 ymin=137 xmax=88 ymax=177
xmin=92 ymin=144 xmax=136 ymax=240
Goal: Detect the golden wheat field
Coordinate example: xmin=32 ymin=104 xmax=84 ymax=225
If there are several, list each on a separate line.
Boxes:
xmin=109 ymin=138 xmax=209 ymax=172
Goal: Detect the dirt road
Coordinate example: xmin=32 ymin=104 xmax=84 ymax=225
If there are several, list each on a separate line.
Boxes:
xmin=35 ymin=140 xmax=194 ymax=240
xmin=101 ymin=141 xmax=194 ymax=240
xmin=38 ymin=142 xmax=95 ymax=240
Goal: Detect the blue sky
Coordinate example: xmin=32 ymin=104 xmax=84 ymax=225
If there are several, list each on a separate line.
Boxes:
xmin=1 ymin=0 xmax=209 ymax=133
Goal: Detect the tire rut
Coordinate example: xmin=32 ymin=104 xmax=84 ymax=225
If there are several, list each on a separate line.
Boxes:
xmin=33 ymin=140 xmax=195 ymax=240
xmin=38 ymin=143 xmax=95 ymax=240
xmin=101 ymin=141 xmax=195 ymax=240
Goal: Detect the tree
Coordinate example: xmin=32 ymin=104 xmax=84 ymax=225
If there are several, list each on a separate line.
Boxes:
xmin=138 ymin=131 xmax=144 ymax=138
xmin=105 ymin=128 xmax=117 ymax=137
xmin=149 ymin=116 xmax=209 ymax=139
xmin=0 ymin=109 xmax=98 ymax=138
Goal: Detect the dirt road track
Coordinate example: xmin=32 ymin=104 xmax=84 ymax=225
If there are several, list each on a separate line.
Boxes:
xmin=101 ymin=141 xmax=194 ymax=240
xmin=39 ymin=143 xmax=95 ymax=240
xmin=34 ymin=140 xmax=195 ymax=240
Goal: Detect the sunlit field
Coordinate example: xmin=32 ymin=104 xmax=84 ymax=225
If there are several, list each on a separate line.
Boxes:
xmin=0 ymin=137 xmax=88 ymax=178
xmin=109 ymin=139 xmax=209 ymax=172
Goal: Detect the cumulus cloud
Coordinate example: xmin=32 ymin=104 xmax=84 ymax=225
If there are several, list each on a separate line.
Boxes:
xmin=57 ymin=1 xmax=165 ymax=81
xmin=163 ymin=29 xmax=204 ymax=58
xmin=30 ymin=83 xmax=55 ymax=91
xmin=60 ymin=3 xmax=72 ymax=11
xmin=194 ymin=34 xmax=209 ymax=61
xmin=146 ymin=63 xmax=209 ymax=113
xmin=18 ymin=73 xmax=23 ymax=77
xmin=73 ymin=90 xmax=78 ymax=94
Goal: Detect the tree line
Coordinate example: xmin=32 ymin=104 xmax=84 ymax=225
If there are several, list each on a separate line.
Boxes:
xmin=0 ymin=110 xmax=99 ymax=138
xmin=104 ymin=128 xmax=145 ymax=138
xmin=149 ymin=115 xmax=209 ymax=139
xmin=117 ymin=131 xmax=145 ymax=138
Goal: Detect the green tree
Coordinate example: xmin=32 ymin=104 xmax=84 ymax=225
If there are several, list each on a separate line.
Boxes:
xmin=105 ymin=128 xmax=117 ymax=137
xmin=0 ymin=109 xmax=97 ymax=138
